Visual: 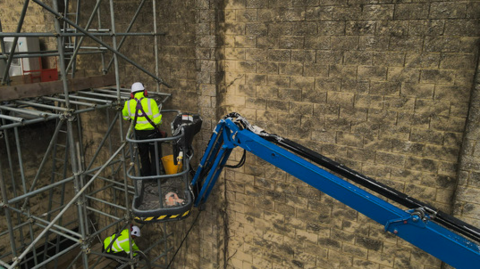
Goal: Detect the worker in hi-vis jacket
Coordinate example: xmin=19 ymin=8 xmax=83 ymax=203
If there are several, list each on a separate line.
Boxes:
xmin=122 ymin=82 xmax=163 ymax=176
xmin=103 ymin=225 xmax=141 ymax=257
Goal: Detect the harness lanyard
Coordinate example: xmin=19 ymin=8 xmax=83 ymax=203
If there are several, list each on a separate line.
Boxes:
xmin=133 ymin=97 xmax=157 ymax=130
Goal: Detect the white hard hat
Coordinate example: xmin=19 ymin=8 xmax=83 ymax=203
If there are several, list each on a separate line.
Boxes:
xmin=131 ymin=82 xmax=145 ymax=93
xmin=131 ymin=225 xmax=141 ymax=237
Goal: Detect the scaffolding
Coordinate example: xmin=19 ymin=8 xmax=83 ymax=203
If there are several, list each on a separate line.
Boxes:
xmin=0 ymin=0 xmax=173 ymax=268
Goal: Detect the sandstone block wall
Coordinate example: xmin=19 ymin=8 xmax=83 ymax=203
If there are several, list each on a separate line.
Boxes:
xmin=454 ymin=52 xmax=480 ymax=227
xmin=218 ymin=1 xmax=480 ymax=268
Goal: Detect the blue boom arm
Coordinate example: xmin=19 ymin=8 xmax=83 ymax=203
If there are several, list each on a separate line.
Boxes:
xmin=191 ymin=113 xmax=480 ymax=269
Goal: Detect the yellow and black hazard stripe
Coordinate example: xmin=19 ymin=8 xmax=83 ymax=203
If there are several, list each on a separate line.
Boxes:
xmin=134 ymin=209 xmax=192 ymax=224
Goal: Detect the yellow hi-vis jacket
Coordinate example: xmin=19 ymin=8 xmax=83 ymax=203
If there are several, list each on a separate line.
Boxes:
xmin=104 ymin=229 xmax=139 ymax=256
xmin=122 ymin=92 xmax=162 ymax=130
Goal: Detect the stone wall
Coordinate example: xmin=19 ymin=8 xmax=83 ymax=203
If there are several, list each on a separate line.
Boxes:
xmin=219 ymin=1 xmax=480 ymax=268
xmin=454 ymin=52 xmax=480 ymax=227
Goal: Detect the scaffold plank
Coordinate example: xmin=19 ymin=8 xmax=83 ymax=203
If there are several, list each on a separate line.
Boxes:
xmin=0 ymin=74 xmax=115 ymax=101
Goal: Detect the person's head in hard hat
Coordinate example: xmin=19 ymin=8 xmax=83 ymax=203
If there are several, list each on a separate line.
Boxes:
xmin=130 ymin=225 xmax=141 ymax=239
xmin=130 ymin=82 xmax=146 ymax=98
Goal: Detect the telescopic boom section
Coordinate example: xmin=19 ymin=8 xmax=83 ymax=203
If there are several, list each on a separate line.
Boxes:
xmin=191 ymin=113 xmax=480 ymax=269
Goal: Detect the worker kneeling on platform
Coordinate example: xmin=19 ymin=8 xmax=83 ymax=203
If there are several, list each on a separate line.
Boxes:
xmin=103 ymin=225 xmax=141 ymax=258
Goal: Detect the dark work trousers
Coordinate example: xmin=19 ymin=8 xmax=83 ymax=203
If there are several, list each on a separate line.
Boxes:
xmin=135 ymin=129 xmax=163 ymax=176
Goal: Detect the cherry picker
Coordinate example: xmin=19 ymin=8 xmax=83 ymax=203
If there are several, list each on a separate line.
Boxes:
xmin=190 ymin=112 xmax=480 ymax=269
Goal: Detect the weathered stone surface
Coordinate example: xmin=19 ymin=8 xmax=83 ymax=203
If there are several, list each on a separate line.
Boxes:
xmin=430 ymin=2 xmax=467 ymax=19
xmin=395 ymin=3 xmax=429 ymax=20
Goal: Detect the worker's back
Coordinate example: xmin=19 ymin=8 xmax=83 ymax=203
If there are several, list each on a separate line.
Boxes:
xmin=103 ymin=229 xmax=139 ymax=256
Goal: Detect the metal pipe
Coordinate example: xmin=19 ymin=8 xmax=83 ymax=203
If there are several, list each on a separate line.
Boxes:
xmin=8 ymin=176 xmax=75 ymax=204
xmin=0 ymin=114 xmax=60 ymax=131
xmin=116 ymin=115 xmax=133 ymax=269
xmin=85 ymin=176 xmax=134 ymax=192
xmin=86 ymin=206 xmax=121 ymax=220
xmin=77 ymin=91 xmax=129 ymax=100
xmin=30 ymin=242 xmax=80 ymax=269
xmin=6 ymin=208 xmax=83 ymax=241
xmin=108 ymin=0 xmax=124 ymax=103
xmin=154 ymin=141 xmax=163 ymax=206
xmin=1 ymin=0 xmax=29 ymax=85
xmin=0 ymin=113 xmax=24 ymax=122
xmin=64 ymin=45 xmax=107 ymax=50
xmin=1 ymin=118 xmax=26 ymax=247
xmin=0 ymin=49 xmax=78 ymax=54
xmin=153 ymin=0 xmax=159 ymax=93
xmin=74 ymin=103 xmax=112 ymax=113
xmin=0 ymin=21 xmax=8 ymax=84
xmin=0 ymin=158 xmax=18 ymax=259
xmin=63 ymin=250 xmax=82 ymax=269
xmin=76 ymin=108 xmax=90 ymax=241
xmin=163 ymin=222 xmax=168 ymax=265
xmin=89 ymin=217 xmax=125 ymax=239
xmin=31 ymin=0 xmax=171 ymax=87
xmin=14 ymin=127 xmax=28 ymax=196
xmin=150 ymin=247 xmax=173 ymax=264
xmin=63 ymin=28 xmax=110 ymax=32
xmin=96 ymin=0 xmax=106 ymax=74
xmin=9 ymin=142 xmax=126 ymax=268
xmin=42 ymin=96 xmax=96 ymax=107
xmin=21 ymin=119 xmax=65 ymax=209
xmin=32 ymin=221 xmax=82 ymax=242
xmin=84 ymin=159 xmax=124 ymax=175
xmin=87 ymin=183 xmax=115 ymax=196
xmin=0 ymin=32 xmax=163 ymax=37
xmin=105 ymin=0 xmax=147 ymax=72
xmin=27 ymin=208 xmax=40 ymax=266
xmin=61 ymin=94 xmax=113 ymax=104
xmin=89 ymin=251 xmax=131 ymax=263
xmin=0 ymin=50 xmax=104 ymax=59
xmin=51 ymin=0 xmax=71 ymax=108
xmin=0 ymin=104 xmax=58 ymax=118
xmin=87 ymin=113 xmax=119 ymax=170
xmin=44 ymin=117 xmax=68 ymax=266
xmin=107 ymin=0 xmax=134 ymax=262
xmin=93 ymin=88 xmax=130 ymax=95
xmin=69 ymin=0 xmax=80 ymax=79
xmin=0 ymin=259 xmax=9 ymax=268
xmin=65 ymin=0 xmax=102 ymax=74
xmin=143 ymin=234 xmax=172 ymax=253
xmin=64 ymin=119 xmax=88 ymax=268
xmin=107 ymin=109 xmax=115 ymax=177
xmin=72 ymin=0 xmax=82 ymax=79
xmin=15 ymin=100 xmax=73 ymax=112
xmin=40 ymin=202 xmax=69 ymax=217
xmin=112 ymin=185 xmax=135 ymax=195
xmin=0 ymin=219 xmax=30 ymax=237
xmin=85 ymin=195 xmax=127 ymax=210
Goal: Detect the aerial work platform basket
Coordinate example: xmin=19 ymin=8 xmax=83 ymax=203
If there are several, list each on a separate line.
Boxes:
xmin=126 ymin=111 xmax=202 ymax=223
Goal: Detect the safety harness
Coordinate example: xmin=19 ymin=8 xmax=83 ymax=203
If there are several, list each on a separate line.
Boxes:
xmin=132 ymin=97 xmax=157 ymax=130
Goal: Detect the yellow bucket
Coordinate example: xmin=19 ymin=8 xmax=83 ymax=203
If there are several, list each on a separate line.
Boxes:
xmin=161 ymin=155 xmax=183 ymax=175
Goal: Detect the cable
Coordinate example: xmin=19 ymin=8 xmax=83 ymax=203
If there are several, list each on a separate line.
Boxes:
xmin=225 ymin=149 xmax=246 ymax=168
xmin=165 ymin=209 xmax=202 ymax=269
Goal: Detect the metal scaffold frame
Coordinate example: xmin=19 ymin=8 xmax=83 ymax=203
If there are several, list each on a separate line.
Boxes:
xmin=0 ymin=0 xmax=172 ymax=268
